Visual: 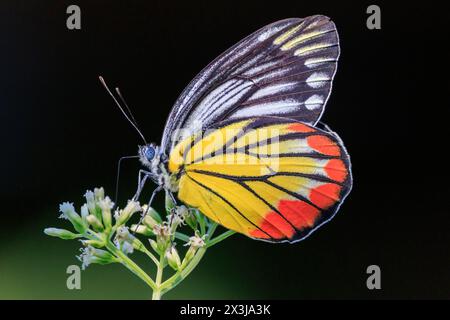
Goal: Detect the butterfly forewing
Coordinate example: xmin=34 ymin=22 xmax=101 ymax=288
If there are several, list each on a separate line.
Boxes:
xmin=162 ymin=15 xmax=340 ymax=154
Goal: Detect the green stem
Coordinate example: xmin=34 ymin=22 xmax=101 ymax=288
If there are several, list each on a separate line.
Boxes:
xmin=105 ymin=241 xmax=156 ymax=290
xmin=159 ymin=222 xmax=219 ymax=295
xmin=138 ymin=245 xmax=160 ymax=266
xmin=206 ymin=230 xmax=236 ymax=248
xmin=159 ymin=246 xmax=207 ymax=295
xmin=152 ymin=254 xmax=166 ymax=300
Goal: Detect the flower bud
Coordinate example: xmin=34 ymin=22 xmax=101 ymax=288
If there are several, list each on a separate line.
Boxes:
xmin=86 ymin=214 xmax=104 ymax=231
xmin=59 ymin=202 xmax=86 ymax=234
xmin=84 ymin=190 xmax=97 ymax=215
xmin=80 ymin=203 xmax=89 ymax=225
xmin=99 ymin=196 xmax=114 ymax=230
xmin=149 ymin=239 xmax=159 ymax=253
xmin=143 ymin=214 xmax=158 ymax=229
xmin=81 ymin=239 xmax=105 ymax=248
xmin=116 ymin=200 xmax=141 ymax=226
xmin=146 ymin=206 xmax=162 ymax=223
xmin=44 ymin=227 xmax=80 ymax=240
xmin=94 ymin=187 xmax=105 ymax=201
xmin=165 ymin=246 xmax=181 ymax=271
xmin=131 ymin=224 xmax=153 ymax=236
xmin=182 ymin=246 xmax=197 ymax=268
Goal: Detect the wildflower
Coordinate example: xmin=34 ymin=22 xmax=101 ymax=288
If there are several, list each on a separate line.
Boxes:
xmin=152 ymin=223 xmax=172 ymax=253
xmin=185 ymin=232 xmax=206 ymax=248
xmin=59 ymin=202 xmax=86 ymax=234
xmin=183 ymin=232 xmax=207 ymax=267
xmin=153 ymin=223 xmax=172 ymax=241
xmin=44 ymin=227 xmax=80 ymax=240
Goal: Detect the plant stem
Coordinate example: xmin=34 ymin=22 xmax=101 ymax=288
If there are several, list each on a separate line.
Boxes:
xmin=159 ymin=246 xmax=207 ymax=295
xmin=138 ymin=245 xmax=160 ymax=266
xmin=152 ymin=254 xmax=166 ymax=300
xmin=206 ymin=230 xmax=236 ymax=248
xmin=105 ymin=241 xmax=156 ymax=290
xmin=159 ymin=222 xmax=219 ymax=295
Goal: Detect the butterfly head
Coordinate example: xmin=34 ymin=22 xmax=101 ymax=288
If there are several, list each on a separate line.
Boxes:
xmin=138 ymin=143 xmax=160 ymax=168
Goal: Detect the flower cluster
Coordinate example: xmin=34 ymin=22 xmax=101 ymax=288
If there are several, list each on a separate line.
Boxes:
xmin=44 ymin=187 xmax=235 ymax=299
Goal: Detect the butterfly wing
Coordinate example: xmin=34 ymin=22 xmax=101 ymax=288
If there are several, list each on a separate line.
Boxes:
xmin=168 ymin=117 xmax=352 ymax=243
xmin=162 ymin=15 xmax=340 ymax=154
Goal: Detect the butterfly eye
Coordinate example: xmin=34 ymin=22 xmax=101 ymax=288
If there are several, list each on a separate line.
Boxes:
xmin=145 ymin=146 xmax=155 ymax=161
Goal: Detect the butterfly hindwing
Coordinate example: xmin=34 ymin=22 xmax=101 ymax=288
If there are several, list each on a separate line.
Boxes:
xmin=162 ymin=15 xmax=340 ymax=154
xmin=168 ymin=117 xmax=352 ymax=243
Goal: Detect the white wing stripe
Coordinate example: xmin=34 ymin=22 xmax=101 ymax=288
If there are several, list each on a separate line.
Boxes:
xmin=249 ymin=82 xmax=297 ymax=100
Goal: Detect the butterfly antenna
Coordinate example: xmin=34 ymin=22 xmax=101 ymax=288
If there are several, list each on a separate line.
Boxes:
xmin=115 ymin=87 xmax=141 ymax=130
xmin=98 ymin=76 xmax=148 ymax=145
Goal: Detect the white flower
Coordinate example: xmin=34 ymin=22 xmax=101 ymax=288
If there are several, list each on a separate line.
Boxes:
xmin=185 ymin=233 xmax=206 ymax=248
xmin=59 ymin=202 xmax=75 ymax=220
xmin=84 ymin=190 xmax=95 ymax=204
xmin=153 ymin=223 xmax=172 ymax=240
xmin=98 ymin=196 xmax=114 ymax=210
xmin=77 ymin=246 xmax=95 ymax=270
xmin=59 ymin=202 xmax=85 ymax=234
xmin=77 ymin=246 xmax=117 ymax=269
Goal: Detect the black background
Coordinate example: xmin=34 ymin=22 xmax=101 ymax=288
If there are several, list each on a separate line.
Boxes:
xmin=1 ymin=0 xmax=449 ymax=299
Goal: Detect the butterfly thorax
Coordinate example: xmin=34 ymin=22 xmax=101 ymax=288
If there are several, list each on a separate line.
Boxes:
xmin=138 ymin=144 xmax=179 ymax=192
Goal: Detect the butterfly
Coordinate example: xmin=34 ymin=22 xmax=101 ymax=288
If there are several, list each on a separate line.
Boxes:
xmin=106 ymin=15 xmax=352 ymax=243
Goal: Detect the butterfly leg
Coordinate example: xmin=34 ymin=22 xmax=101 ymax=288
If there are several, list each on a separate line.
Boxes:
xmin=132 ymin=185 xmax=163 ymax=233
xmin=132 ymin=169 xmax=153 ymax=201
xmin=168 ymin=190 xmax=178 ymax=206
